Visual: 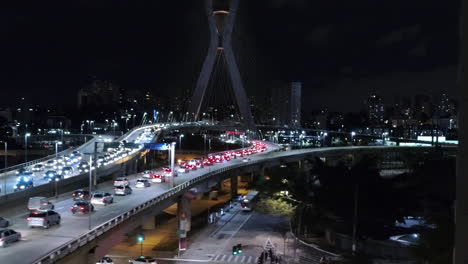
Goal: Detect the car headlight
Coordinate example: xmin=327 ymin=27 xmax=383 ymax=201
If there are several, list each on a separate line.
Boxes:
xmin=13 ymin=185 xmax=17 ymax=189
xmin=20 ymin=185 xmax=25 ymax=189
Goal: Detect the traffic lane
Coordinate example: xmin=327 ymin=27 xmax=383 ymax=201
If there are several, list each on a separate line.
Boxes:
xmin=0 ymin=175 xmax=173 ymax=263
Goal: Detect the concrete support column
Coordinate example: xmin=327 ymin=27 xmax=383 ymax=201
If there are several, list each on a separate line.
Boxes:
xmin=216 ymin=181 xmax=223 ymax=192
xmin=455 ymin=1 xmax=468 ymax=262
xmin=178 ymin=197 xmax=191 ymax=233
xmin=230 ymin=175 xmax=238 ymax=197
xmin=142 ymin=216 xmax=156 ymax=230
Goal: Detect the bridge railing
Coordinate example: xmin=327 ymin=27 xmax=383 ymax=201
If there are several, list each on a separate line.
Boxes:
xmin=0 ymin=135 xmax=95 ymax=176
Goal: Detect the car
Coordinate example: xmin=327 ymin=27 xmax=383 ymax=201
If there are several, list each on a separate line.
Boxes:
xmin=91 ymin=192 xmax=114 ymax=206
xmin=0 ymin=217 xmax=9 ymax=228
xmin=203 ymin=160 xmax=213 ymax=166
xmin=114 ymin=185 xmax=132 ymax=196
xmin=162 ymin=168 xmax=172 ymax=177
xmin=15 ymin=168 xmax=32 ymax=175
xmin=177 ymin=167 xmax=189 ymax=174
xmin=32 ymin=164 xmax=45 ymax=172
xmin=70 ymin=201 xmax=94 ymax=214
xmin=45 ymin=160 xmax=57 ymax=168
xmin=135 ymin=178 xmax=151 ymax=188
xmin=61 ymin=166 xmax=74 ymax=176
xmin=142 ymin=170 xmax=153 ymax=178
xmin=28 ymin=197 xmax=54 ymax=211
xmin=114 ymin=177 xmax=130 ymax=187
xmin=96 ymin=256 xmax=114 ymax=264
xmin=72 ymin=189 xmax=90 ymax=201
xmin=27 ymin=210 xmax=61 ymax=229
xmin=0 ymin=229 xmax=21 ymax=247
xmin=14 ymin=177 xmax=33 ymax=192
xmin=44 ymin=170 xmax=57 ymax=180
xmin=242 ymin=157 xmax=250 ymax=162
xmin=150 ymin=173 xmax=164 ymax=183
xmin=128 ymin=256 xmax=157 ymax=264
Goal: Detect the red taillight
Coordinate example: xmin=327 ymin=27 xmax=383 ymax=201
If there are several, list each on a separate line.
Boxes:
xmin=80 ymin=207 xmax=85 ymax=211
xmin=27 ymin=217 xmax=31 ymax=221
xmin=102 ymin=198 xmax=105 ymax=201
xmin=70 ymin=206 xmax=74 ymax=210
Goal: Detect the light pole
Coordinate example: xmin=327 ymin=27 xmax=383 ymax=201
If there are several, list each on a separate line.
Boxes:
xmin=3 ymin=141 xmax=7 ymax=195
xmin=88 ymin=155 xmax=93 ymax=230
xmin=351 ymin=131 xmax=356 ymax=145
xmin=203 ymin=134 xmax=207 ymax=155
xmin=24 ymin=133 xmax=31 ymax=162
xmin=170 ymin=142 xmax=176 ymax=187
xmin=179 ymin=134 xmax=184 ymax=150
xmin=55 ymin=141 xmax=62 ymax=158
xmin=54 ymin=177 xmax=60 ymax=199
xmin=80 ymin=123 xmax=84 ymax=134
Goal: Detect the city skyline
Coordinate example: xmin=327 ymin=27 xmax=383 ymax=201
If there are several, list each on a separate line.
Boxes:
xmin=0 ymin=0 xmax=459 ymax=112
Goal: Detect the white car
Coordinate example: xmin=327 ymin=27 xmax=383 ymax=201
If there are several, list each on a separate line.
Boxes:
xmin=96 ymin=257 xmax=113 ymax=264
xmin=135 ymin=179 xmax=151 ymax=188
xmin=177 ymin=167 xmax=189 ymax=174
xmin=128 ymin=256 xmax=157 ymax=264
xmin=114 ymin=177 xmax=130 ymax=187
xmin=142 ymin=170 xmax=152 ymax=178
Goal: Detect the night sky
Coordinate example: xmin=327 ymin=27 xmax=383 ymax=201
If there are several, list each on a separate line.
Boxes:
xmin=0 ymin=0 xmax=460 ymax=112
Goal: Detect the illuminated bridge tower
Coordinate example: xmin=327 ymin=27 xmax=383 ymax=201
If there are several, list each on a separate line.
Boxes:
xmin=189 ymin=0 xmax=255 ymax=130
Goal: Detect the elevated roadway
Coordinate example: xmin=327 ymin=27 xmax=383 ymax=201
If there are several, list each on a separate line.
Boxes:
xmin=0 ymin=143 xmax=447 ymax=264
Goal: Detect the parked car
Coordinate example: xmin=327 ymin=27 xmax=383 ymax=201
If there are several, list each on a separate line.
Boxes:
xmin=90 ymin=192 xmax=114 ymax=206
xmin=0 ymin=229 xmax=21 ymax=247
xmin=135 ymin=178 xmax=151 ymax=188
xmin=72 ymin=189 xmax=90 ymax=201
xmin=70 ymin=201 xmax=94 ymax=214
xmin=114 ymin=185 xmax=132 ymax=196
xmin=28 ymin=197 xmax=54 ymax=211
xmin=27 ymin=210 xmax=61 ymax=229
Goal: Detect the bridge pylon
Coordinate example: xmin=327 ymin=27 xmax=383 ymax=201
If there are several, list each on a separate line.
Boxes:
xmin=189 ymin=0 xmax=256 ymax=130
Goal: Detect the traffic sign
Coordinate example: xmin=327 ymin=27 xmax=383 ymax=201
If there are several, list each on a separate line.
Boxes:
xmin=264 ymin=238 xmax=275 ymax=251
xmin=144 ymin=143 xmax=169 ymax=150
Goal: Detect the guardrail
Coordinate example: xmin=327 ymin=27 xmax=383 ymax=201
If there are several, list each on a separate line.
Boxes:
xmin=0 ymin=135 xmax=94 ymax=176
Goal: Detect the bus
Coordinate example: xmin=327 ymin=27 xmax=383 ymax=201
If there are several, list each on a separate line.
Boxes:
xmin=240 ymin=191 xmax=259 ymax=212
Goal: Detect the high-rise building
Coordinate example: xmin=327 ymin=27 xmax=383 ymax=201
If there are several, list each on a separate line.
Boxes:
xmin=77 ymin=80 xmax=120 ymax=109
xmin=366 ymin=94 xmax=385 ymax=125
xmin=290 ymin=82 xmax=302 ymax=128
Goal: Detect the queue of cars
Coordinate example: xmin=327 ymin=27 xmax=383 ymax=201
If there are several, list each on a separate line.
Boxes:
xmin=0 ymin=138 xmax=267 ymax=252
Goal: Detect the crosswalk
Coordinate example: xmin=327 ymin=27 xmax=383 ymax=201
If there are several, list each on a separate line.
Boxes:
xmin=211 ymin=254 xmax=256 ymax=263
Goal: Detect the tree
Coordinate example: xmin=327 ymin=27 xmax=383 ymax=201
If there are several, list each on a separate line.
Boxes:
xmin=255 ymin=198 xmax=296 ymax=220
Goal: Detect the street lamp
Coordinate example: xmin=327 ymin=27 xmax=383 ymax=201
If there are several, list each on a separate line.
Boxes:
xmin=55 ymin=141 xmax=62 ymax=158
xmin=54 ymin=177 xmax=60 ymax=199
xmin=351 ymin=131 xmax=356 ymax=145
xmin=179 ymin=134 xmax=184 ymax=150
xmin=2 ymin=141 xmax=7 ymax=195
xmin=24 ymin=133 xmax=31 ymax=162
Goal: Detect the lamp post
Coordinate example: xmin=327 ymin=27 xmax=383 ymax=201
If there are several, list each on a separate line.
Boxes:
xmin=54 ymin=177 xmax=60 ymax=199
xmin=88 ymin=155 xmax=93 ymax=230
xmin=179 ymin=134 xmax=184 ymax=150
xmin=351 ymin=131 xmax=356 ymax=145
xmin=24 ymin=133 xmax=31 ymax=162
xmin=55 ymin=141 xmax=62 ymax=158
xmin=203 ymin=134 xmax=207 ymax=155
xmin=3 ymin=141 xmax=7 ymax=195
